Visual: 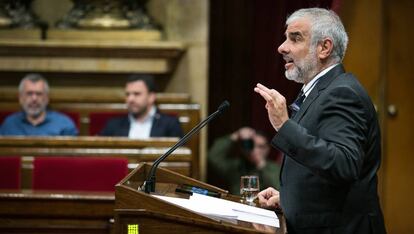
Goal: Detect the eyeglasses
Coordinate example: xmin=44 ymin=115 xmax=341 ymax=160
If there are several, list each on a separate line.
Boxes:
xmin=23 ymin=91 xmax=45 ymax=97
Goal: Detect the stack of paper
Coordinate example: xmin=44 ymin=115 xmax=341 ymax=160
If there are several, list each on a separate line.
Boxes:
xmin=153 ymin=193 xmax=279 ymax=228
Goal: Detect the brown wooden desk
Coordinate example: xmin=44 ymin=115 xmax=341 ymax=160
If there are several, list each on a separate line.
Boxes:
xmin=0 ymin=189 xmax=115 ymax=234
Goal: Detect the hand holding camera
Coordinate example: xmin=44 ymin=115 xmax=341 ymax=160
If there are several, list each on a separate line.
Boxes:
xmin=230 ymin=127 xmax=255 ymax=150
xmin=230 ymin=127 xmax=270 ymax=169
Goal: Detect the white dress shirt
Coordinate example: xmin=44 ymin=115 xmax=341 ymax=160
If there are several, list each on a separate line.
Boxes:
xmin=128 ymin=106 xmax=156 ymax=139
xmin=302 ymin=63 xmax=339 ymax=100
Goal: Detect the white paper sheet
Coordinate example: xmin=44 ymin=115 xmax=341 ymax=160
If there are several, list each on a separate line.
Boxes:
xmin=153 ymin=195 xmax=237 ymax=218
xmin=190 ymin=193 xmax=279 ymax=227
xmin=152 ymin=193 xmax=279 ymax=228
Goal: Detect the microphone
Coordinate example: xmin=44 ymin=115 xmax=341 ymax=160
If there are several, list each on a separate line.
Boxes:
xmin=141 ymin=100 xmax=230 ymax=193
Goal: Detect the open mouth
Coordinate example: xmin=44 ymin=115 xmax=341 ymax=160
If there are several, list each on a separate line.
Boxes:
xmin=284 ymin=57 xmax=294 ymax=69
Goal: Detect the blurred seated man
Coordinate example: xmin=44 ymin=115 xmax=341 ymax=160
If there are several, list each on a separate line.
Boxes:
xmin=208 ymin=127 xmax=280 ymax=195
xmin=100 ymin=74 xmax=183 ymax=138
xmin=0 ymin=74 xmax=78 ymax=136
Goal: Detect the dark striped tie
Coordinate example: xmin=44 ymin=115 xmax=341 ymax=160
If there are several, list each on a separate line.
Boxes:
xmin=289 ymin=90 xmax=305 ymax=118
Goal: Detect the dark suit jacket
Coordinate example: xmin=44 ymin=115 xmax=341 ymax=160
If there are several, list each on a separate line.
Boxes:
xmin=99 ymin=111 xmax=183 ymax=138
xmin=272 ymin=65 xmax=386 ymax=234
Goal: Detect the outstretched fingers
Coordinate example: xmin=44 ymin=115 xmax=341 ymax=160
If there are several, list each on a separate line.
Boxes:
xmin=254 ymin=83 xmax=289 ymax=131
xmin=254 ymin=83 xmax=284 ymax=106
xmin=254 ymin=85 xmax=273 ymax=103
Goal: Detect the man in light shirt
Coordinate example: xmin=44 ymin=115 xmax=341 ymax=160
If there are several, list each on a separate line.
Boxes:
xmin=254 ymin=8 xmax=386 ymax=234
xmin=100 ymin=75 xmax=183 ymax=139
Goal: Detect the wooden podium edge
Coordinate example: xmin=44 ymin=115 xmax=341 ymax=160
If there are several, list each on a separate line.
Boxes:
xmin=114 ymin=163 xmax=283 ymax=233
xmin=114 ymin=208 xmax=273 ymax=233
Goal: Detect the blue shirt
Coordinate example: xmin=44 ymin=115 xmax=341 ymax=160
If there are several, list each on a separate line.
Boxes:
xmin=0 ymin=110 xmax=78 ymax=136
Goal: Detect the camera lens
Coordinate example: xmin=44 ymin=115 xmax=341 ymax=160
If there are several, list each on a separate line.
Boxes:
xmin=241 ymin=139 xmax=254 ymax=151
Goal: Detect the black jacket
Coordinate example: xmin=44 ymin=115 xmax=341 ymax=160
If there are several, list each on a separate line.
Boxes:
xmin=99 ymin=111 xmax=183 ymax=138
xmin=273 ymin=64 xmax=386 ymax=234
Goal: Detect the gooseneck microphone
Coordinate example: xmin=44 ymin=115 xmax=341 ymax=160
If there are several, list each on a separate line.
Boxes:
xmin=141 ymin=100 xmax=230 ymax=193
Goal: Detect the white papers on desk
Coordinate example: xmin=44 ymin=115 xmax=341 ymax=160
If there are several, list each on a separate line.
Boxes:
xmin=153 ymin=193 xmax=279 ymax=228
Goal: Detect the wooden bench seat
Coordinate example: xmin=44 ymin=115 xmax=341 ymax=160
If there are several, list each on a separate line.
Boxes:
xmin=0 ymin=136 xmax=193 ymax=189
xmin=0 ymin=189 xmax=115 ymax=234
xmin=0 ymin=99 xmax=201 ymax=179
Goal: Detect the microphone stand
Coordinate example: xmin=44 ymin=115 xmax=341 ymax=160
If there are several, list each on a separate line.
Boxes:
xmin=141 ymin=101 xmax=230 ymax=193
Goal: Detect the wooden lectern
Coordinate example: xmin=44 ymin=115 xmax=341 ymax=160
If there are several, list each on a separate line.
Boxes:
xmin=115 ymin=163 xmax=286 ymax=233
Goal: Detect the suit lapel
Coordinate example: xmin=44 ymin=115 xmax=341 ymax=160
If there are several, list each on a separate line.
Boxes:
xmin=121 ymin=116 xmax=131 ymax=136
xmin=293 ymin=64 xmax=346 ymax=122
xmin=150 ymin=112 xmax=161 ymax=137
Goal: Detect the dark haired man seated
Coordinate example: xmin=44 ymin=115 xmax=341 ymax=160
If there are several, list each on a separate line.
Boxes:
xmin=100 ymin=74 xmax=183 ymax=138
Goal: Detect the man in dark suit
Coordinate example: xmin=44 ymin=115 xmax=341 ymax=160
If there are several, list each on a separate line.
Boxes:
xmin=100 ymin=75 xmax=183 ymax=138
xmin=255 ymin=8 xmax=386 ymax=234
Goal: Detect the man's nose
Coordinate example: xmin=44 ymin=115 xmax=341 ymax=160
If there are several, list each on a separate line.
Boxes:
xmin=277 ymin=41 xmax=288 ymax=54
xmin=126 ymin=94 xmax=133 ymax=102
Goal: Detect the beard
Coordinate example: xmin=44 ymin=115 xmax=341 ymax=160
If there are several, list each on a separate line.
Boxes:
xmin=128 ymin=104 xmax=149 ymax=119
xmin=23 ymin=102 xmax=47 ymax=119
xmin=285 ymin=47 xmax=319 ymax=84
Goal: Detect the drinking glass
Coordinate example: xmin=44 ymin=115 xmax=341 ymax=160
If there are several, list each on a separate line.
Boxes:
xmin=240 ymin=175 xmax=260 ymax=205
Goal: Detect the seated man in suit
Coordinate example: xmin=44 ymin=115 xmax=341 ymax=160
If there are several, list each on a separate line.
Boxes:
xmin=100 ymin=74 xmax=183 ymax=138
xmin=0 ymin=73 xmax=78 ymax=136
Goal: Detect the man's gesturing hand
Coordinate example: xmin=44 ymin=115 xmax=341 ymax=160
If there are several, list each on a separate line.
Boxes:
xmin=254 ymin=83 xmax=289 ymax=131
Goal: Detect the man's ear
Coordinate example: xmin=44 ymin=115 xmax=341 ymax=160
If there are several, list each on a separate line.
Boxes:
xmin=149 ymin=92 xmax=156 ymax=104
xmin=18 ymin=93 xmax=23 ymax=106
xmin=45 ymin=95 xmax=50 ymax=105
xmin=318 ymin=38 xmax=334 ymax=60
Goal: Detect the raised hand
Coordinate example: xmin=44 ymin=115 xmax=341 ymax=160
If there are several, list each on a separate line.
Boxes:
xmin=254 ymin=83 xmax=289 ymax=131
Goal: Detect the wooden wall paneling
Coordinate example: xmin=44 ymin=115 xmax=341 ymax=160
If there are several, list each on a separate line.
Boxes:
xmin=383 ymin=0 xmax=414 ymax=233
xmin=342 ymin=0 xmax=414 ymax=232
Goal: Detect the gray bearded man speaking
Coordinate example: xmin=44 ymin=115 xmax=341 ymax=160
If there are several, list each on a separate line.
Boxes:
xmin=254 ymin=8 xmax=386 ymax=234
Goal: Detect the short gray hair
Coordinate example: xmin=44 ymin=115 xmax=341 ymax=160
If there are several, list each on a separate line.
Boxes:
xmin=18 ymin=73 xmax=50 ymax=94
xmin=286 ymin=8 xmax=348 ymax=62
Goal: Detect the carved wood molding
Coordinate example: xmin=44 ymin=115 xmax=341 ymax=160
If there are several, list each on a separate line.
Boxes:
xmin=0 ymin=87 xmax=191 ymax=103
xmin=0 ymin=39 xmax=185 ymax=74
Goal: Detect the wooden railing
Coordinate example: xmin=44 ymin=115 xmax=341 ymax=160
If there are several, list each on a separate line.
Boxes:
xmin=0 ymin=136 xmax=193 ymax=189
xmin=0 ymin=87 xmax=191 ymax=104
xmin=0 ymin=189 xmax=115 ymax=234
